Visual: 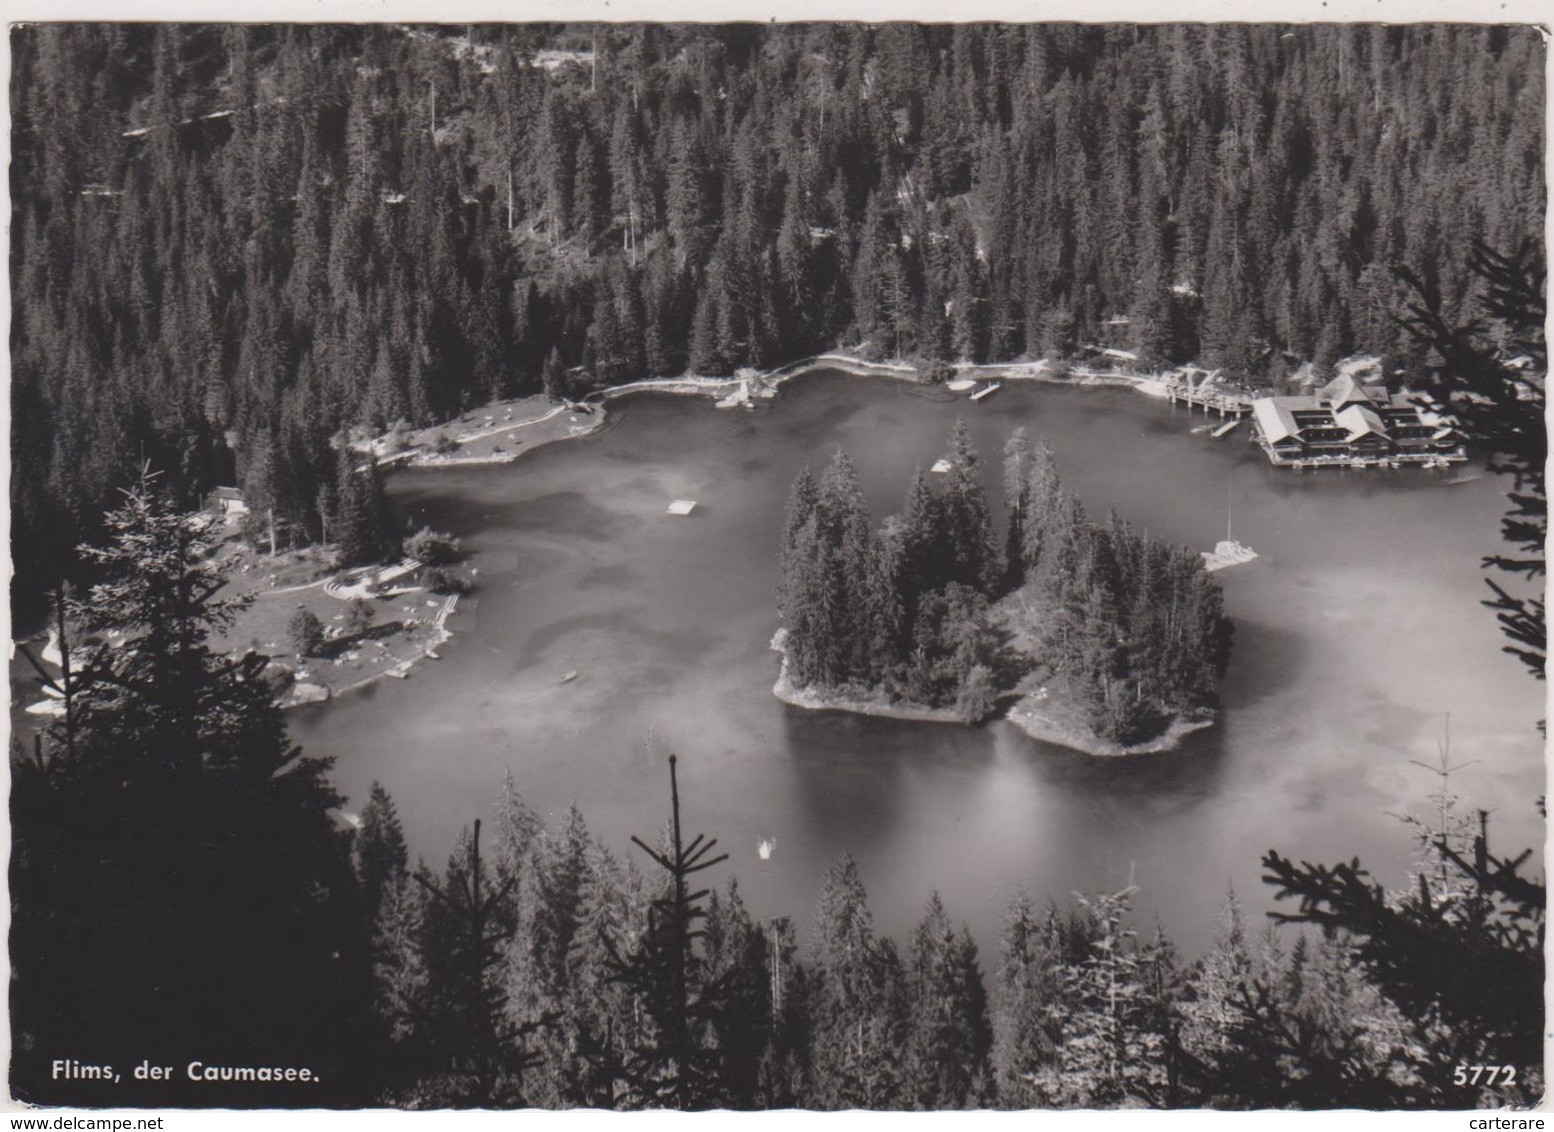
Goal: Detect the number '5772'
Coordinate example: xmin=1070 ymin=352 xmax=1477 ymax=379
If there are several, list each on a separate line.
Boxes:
xmin=1454 ymin=1066 xmax=1517 ymax=1087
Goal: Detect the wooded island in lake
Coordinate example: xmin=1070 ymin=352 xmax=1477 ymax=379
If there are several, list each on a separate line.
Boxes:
xmin=775 ymin=422 xmax=1232 ymax=749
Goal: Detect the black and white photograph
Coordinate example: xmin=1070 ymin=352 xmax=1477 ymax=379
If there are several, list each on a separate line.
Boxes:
xmin=4 ymin=9 xmax=1547 ymax=1117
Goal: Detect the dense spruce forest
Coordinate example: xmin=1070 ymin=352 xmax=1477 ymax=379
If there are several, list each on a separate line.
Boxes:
xmin=10 ymin=480 xmax=1544 ymax=1107
xmin=777 ymin=423 xmax=1231 ymax=742
xmin=9 ymin=22 xmax=1545 ymax=606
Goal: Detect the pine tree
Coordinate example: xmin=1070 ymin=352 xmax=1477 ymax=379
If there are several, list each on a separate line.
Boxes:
xmin=904 ymin=893 xmax=992 ymax=1108
xmin=815 ymin=450 xmax=880 ymax=680
xmin=10 ymin=473 xmax=360 ymax=1102
xmin=1029 ymin=887 xmax=1171 ymax=1108
xmin=357 ymin=781 xmax=410 ymax=924
xmin=1395 ymin=240 xmax=1546 ymax=683
xmin=1001 ymin=428 xmax=1033 ymax=592
xmin=807 ymin=853 xmax=909 ymax=1108
xmin=1019 ymin=438 xmax=1062 ymax=580
xmin=561 ymin=841 xmax=641 ymax=1107
xmin=895 ymin=463 xmax=949 ymax=631
xmin=1181 ymin=926 xmax=1419 ymax=1108
xmin=776 ymin=466 xmax=819 ymax=624
xmin=541 ymin=347 xmax=568 ymax=402
xmin=778 ymin=452 xmax=883 ymax=691
xmin=601 ymin=755 xmax=734 ymax=1109
xmin=335 ymin=449 xmax=396 ymax=567
xmin=688 ymin=285 xmax=725 ymax=375
xmin=991 ymin=895 xmax=1066 ymax=1108
xmin=406 ymin=820 xmax=556 ymax=1107
xmin=701 ymin=880 xmax=796 ymax=1108
xmin=289 ymin=605 xmax=327 ymax=657
xmin=1260 ymin=808 xmax=1545 ymax=1092
xmin=939 ymin=419 xmax=999 ymax=594
xmin=525 ymin=802 xmax=590 ymax=1001
xmin=1177 ymin=888 xmax=1253 ymax=1072
xmin=372 ymin=868 xmax=434 ymax=1064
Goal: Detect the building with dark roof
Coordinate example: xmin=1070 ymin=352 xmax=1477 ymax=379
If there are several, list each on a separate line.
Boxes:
xmin=1247 ymin=375 xmax=1466 ymax=467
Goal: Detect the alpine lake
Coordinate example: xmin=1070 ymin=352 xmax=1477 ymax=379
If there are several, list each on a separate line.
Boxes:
xmin=290 ymin=371 xmax=1545 ymax=957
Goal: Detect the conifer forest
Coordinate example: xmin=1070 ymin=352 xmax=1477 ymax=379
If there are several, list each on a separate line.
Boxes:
xmin=10 ymin=23 xmax=1544 ymax=603
xmin=7 ymin=20 xmax=1547 ymax=1114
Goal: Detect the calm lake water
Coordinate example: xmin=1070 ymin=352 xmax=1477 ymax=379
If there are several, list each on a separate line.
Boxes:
xmin=290 ymin=372 xmax=1545 ymax=956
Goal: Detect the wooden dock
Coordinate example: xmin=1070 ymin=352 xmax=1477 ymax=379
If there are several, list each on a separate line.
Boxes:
xmin=1164 ymin=371 xmax=1251 ymax=416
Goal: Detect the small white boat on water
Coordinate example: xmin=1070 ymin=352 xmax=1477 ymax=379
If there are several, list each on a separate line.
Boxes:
xmin=1202 ymin=481 xmax=1257 ymax=571
xmin=1202 ymin=540 xmax=1258 ymax=571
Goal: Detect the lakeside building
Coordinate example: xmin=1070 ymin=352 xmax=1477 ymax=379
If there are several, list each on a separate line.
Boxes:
xmin=1248 ymin=374 xmax=1466 ymax=468
xmin=207 ymin=486 xmax=250 ymax=516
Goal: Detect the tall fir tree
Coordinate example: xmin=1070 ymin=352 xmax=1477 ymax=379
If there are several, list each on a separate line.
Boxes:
xmin=807 ymin=853 xmax=909 ymax=1108
xmin=11 ymin=474 xmax=361 ymax=1103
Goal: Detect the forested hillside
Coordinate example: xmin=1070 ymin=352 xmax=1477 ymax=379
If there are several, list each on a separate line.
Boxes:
xmin=10 ymin=23 xmax=1544 ymax=602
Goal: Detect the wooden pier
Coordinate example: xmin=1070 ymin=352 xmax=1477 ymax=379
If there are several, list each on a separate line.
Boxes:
xmin=1164 ymin=371 xmax=1251 ymax=416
